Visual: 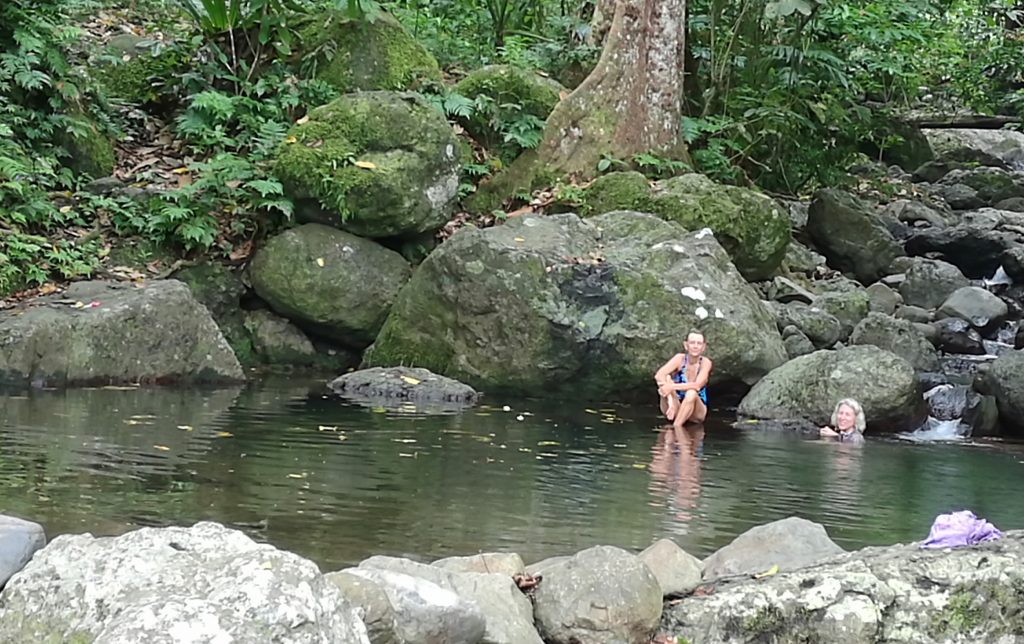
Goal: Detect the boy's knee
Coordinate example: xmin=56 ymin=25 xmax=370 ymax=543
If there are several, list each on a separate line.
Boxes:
xmin=683 ymin=390 xmax=699 ymax=401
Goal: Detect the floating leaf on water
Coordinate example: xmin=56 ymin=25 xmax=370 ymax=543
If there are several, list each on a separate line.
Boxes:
xmin=287 ymin=473 xmax=307 ymax=479
xmin=399 ymin=452 xmax=416 ymax=458
xmin=502 ymin=405 xmax=511 ymax=412
xmin=475 ymin=412 xmax=492 ymax=416
xmin=538 ymin=452 xmax=558 ymax=458
xmin=537 ymin=441 xmax=560 ymax=446
xmin=400 ymin=375 xmax=422 ymax=385
xmin=393 ymin=438 xmax=417 ymax=443
xmin=474 ymin=436 xmax=493 ymax=442
xmin=318 ymin=425 xmax=338 ymax=431
xmin=338 ymin=434 xmax=348 ymax=441
xmin=519 ymin=447 xmax=532 ymax=453
xmin=153 ymin=445 xmax=171 ymax=451
xmin=372 ymin=407 xmax=387 ymax=413
xmin=613 ymin=443 xmax=627 ymax=448
xmin=631 ymin=463 xmax=647 ymax=469
xmin=177 ymin=425 xmax=193 ymax=431
xmin=215 ymin=431 xmax=234 ymax=438
xmin=584 ymin=408 xmax=598 ymax=414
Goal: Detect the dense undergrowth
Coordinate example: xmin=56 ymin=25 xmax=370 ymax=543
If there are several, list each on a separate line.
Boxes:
xmin=2 ymin=0 xmax=1024 ymax=296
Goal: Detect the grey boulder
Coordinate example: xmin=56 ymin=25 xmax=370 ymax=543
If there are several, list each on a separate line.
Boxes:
xmin=937 ymin=286 xmax=1009 ymax=332
xmin=0 ymin=280 xmax=243 ymax=388
xmin=359 ymin=555 xmax=541 ymax=644
xmin=849 ymin=312 xmax=940 ymax=372
xmin=807 ymin=189 xmax=904 ymax=283
xmin=0 ymin=522 xmax=369 ymax=643
xmin=899 ymin=258 xmax=969 ymax=309
xmin=737 ymin=345 xmax=924 ymax=429
xmin=638 ymin=539 xmax=702 ymax=597
xmin=702 ymin=517 xmax=844 ymax=581
xmin=0 ymin=515 xmax=45 ymax=588
xmin=533 ymin=545 xmax=662 ymax=644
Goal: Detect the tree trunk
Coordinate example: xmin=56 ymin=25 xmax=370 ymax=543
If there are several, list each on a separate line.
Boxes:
xmin=538 ymin=0 xmax=688 ymax=178
xmin=587 ymin=0 xmax=618 ymax=47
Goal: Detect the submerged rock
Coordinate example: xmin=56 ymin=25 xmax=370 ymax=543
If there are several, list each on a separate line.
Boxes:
xmin=0 ymin=280 xmax=243 ymax=388
xmin=0 ymin=522 xmax=369 ymax=643
xmin=365 ymin=212 xmax=786 ymax=398
xmin=329 ymin=366 xmax=478 ymax=408
xmin=662 ymin=529 xmax=1024 ymax=644
xmin=274 ymin=92 xmax=460 ymax=238
xmin=737 ymin=345 xmax=924 ymax=430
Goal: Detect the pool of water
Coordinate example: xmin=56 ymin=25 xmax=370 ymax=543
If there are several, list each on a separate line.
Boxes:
xmin=2 ymin=378 xmax=1023 ymax=572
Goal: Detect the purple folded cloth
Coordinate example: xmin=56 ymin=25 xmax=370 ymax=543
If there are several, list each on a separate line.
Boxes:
xmin=921 ymin=510 xmax=1002 ymax=549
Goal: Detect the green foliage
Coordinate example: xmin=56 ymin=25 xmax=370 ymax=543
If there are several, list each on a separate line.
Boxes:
xmin=428 ymin=89 xmax=545 ymax=162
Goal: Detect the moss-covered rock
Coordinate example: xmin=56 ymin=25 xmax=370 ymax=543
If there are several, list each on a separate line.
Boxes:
xmin=581 ymin=171 xmax=654 ymax=217
xmin=453 ymin=65 xmax=565 ymax=149
xmin=295 ymin=11 xmax=441 ymax=93
xmin=61 ymin=117 xmax=115 ymax=178
xmin=274 ymin=92 xmax=460 ymax=238
xmin=249 ymin=223 xmax=412 ymax=348
xmin=364 ymin=211 xmax=786 ymax=398
xmin=174 ymin=262 xmax=258 ymax=368
xmin=243 ymin=310 xmax=317 ymax=366
xmin=92 ymin=34 xmax=183 ymax=104
xmin=580 ymin=172 xmax=791 ymax=281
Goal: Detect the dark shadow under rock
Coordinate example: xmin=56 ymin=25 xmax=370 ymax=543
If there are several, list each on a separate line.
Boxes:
xmin=329 ymin=367 xmax=478 ymax=411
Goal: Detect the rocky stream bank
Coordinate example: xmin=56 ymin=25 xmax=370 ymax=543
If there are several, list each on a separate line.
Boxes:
xmin=0 ymin=513 xmax=1020 ymax=643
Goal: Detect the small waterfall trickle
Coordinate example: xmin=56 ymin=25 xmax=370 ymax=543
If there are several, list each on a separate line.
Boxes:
xmin=901 ymin=417 xmax=969 ymax=442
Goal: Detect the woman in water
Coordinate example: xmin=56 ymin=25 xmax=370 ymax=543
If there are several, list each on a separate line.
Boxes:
xmin=654 ymin=330 xmax=713 ymax=431
xmin=820 ymin=398 xmax=866 ymax=444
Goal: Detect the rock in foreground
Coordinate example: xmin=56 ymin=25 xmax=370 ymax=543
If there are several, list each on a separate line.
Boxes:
xmin=0 ymin=280 xmax=243 ymax=388
xmin=0 ymin=522 xmax=368 ymax=643
xmin=662 ymin=530 xmax=1024 ymax=644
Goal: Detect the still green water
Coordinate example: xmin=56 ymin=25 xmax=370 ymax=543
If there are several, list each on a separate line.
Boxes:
xmin=2 ymin=378 xmax=1023 ymax=571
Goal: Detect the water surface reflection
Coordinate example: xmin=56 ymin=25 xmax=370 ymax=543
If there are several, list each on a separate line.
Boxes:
xmin=2 ymin=380 xmax=1023 ymax=570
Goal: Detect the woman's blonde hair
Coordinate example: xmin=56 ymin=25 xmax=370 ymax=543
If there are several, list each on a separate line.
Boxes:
xmin=831 ymin=398 xmax=866 ymax=433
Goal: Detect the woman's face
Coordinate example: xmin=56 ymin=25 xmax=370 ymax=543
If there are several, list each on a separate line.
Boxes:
xmin=836 ymin=404 xmax=857 ymax=432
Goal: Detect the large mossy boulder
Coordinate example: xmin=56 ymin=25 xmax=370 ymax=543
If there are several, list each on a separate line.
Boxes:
xmin=580 ymin=172 xmax=791 ymax=281
xmin=737 ymin=345 xmax=924 ymax=430
xmin=453 ymin=65 xmax=564 ymax=149
xmin=0 ymin=280 xmax=243 ymax=388
xmin=274 ymin=92 xmax=460 ymax=238
xmin=807 ymin=189 xmax=904 ymax=284
xmin=249 ymin=224 xmax=411 ymax=349
xmin=295 ymin=11 xmax=441 ymax=93
xmin=364 ymin=212 xmax=786 ymax=398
